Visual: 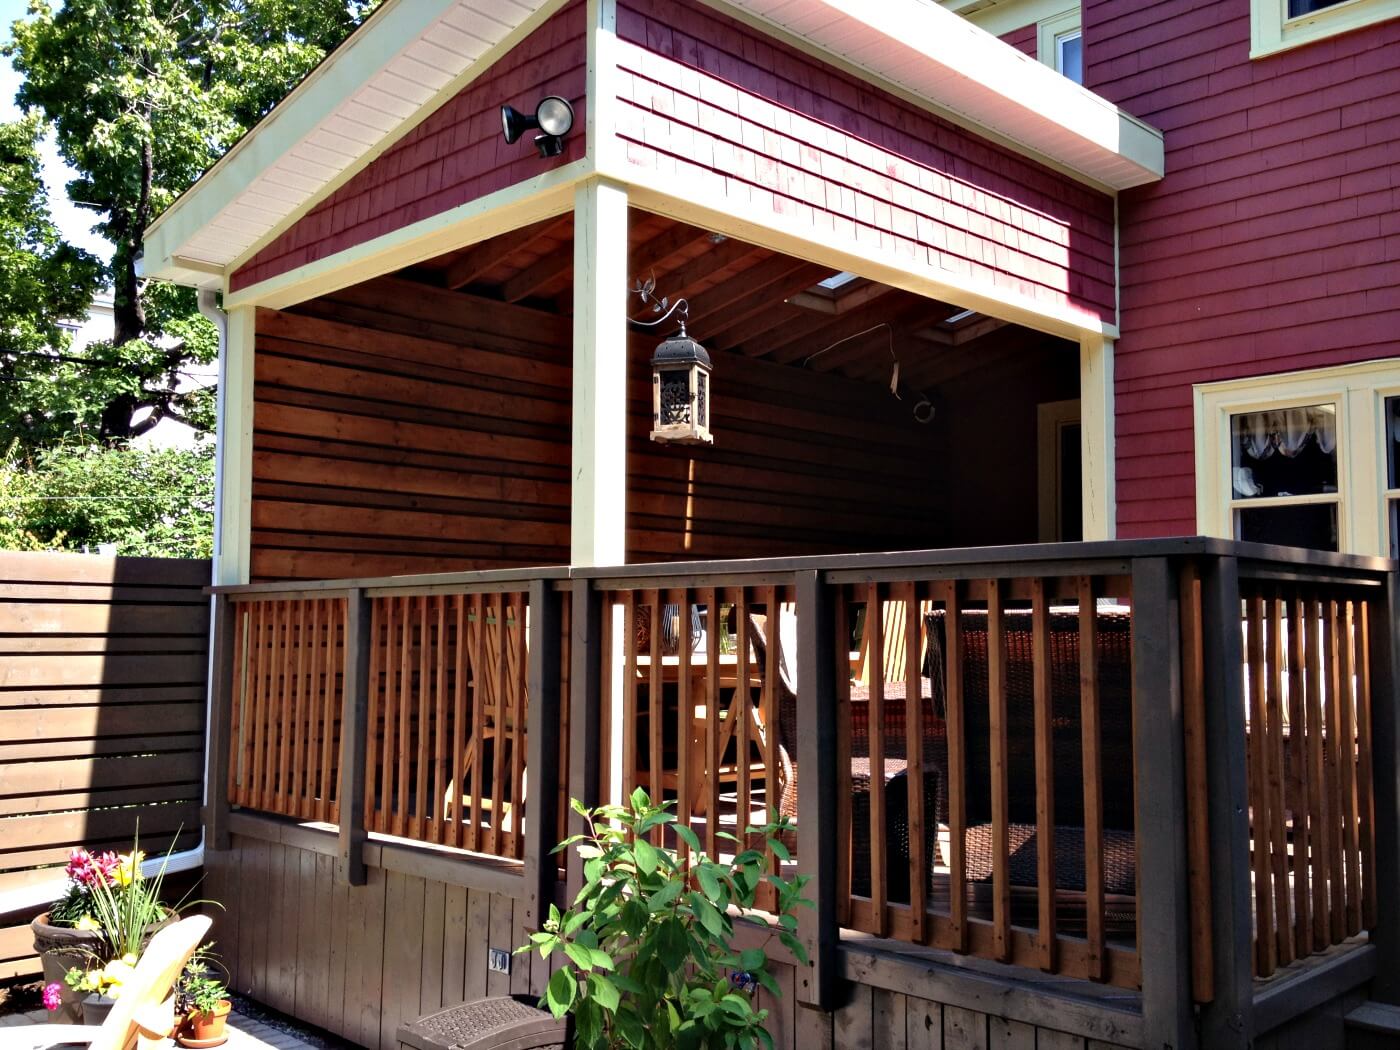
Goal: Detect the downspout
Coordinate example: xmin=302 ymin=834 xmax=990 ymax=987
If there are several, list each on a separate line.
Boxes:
xmin=0 ymin=293 xmax=224 ymax=919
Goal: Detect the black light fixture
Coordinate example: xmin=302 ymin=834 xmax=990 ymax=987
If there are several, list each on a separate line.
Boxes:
xmin=501 ymin=96 xmax=575 ymax=158
xmin=632 ymin=276 xmax=714 ymax=445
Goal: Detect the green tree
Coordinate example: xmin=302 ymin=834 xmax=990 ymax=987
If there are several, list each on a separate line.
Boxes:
xmin=0 ymin=116 xmax=103 ymax=449
xmin=5 ymin=0 xmax=379 ymax=441
xmin=0 ymin=441 xmax=215 ymax=557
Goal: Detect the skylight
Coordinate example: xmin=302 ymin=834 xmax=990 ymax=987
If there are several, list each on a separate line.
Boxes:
xmin=817 ymin=271 xmax=860 ymax=291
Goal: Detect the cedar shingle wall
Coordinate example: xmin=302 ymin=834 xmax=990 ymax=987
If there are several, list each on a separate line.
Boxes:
xmin=612 ymin=0 xmax=1117 ymax=325
xmin=1087 ymin=0 xmax=1400 ymax=536
xmin=230 ymin=1 xmax=587 ymax=293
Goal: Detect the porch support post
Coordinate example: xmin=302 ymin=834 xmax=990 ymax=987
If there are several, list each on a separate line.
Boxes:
xmin=337 ymin=587 xmax=371 ymax=886
xmin=570 ymin=177 xmax=630 ymax=568
xmin=1130 ymin=556 xmax=1197 ymax=1050
xmin=1367 ymin=569 xmax=1400 ymax=1003
xmin=217 ymin=305 xmax=255 ymax=586
xmin=565 ymin=579 xmax=605 ymax=903
xmin=794 ymin=569 xmax=841 ymax=1011
xmin=524 ymin=579 xmax=564 ymax=930
xmin=1079 ymin=334 xmax=1115 ymax=541
xmin=1199 ymin=556 xmax=1254 ymax=1048
xmin=204 ymin=594 xmax=237 ymax=852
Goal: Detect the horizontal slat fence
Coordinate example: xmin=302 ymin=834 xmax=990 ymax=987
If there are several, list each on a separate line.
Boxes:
xmin=0 ymin=551 xmax=210 ymax=979
xmin=1238 ymin=579 xmax=1377 ymax=979
xmin=832 ymin=573 xmax=1140 ymax=989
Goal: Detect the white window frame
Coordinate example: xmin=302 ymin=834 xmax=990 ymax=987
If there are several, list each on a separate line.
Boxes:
xmin=1195 ymin=358 xmax=1400 ymax=556
xmin=1251 ymin=0 xmax=1400 ymax=58
xmin=1037 ymin=9 xmax=1083 ymax=80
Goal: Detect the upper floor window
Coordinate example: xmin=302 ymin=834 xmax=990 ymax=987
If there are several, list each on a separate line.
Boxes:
xmin=947 ymin=1 xmax=1084 ymax=84
xmin=1036 ymin=8 xmax=1083 ymax=84
xmin=1251 ymin=0 xmax=1400 ymax=58
xmin=1052 ymin=27 xmax=1083 ymax=83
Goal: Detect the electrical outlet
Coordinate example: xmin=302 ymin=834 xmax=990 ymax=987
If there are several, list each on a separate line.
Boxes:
xmin=488 ymin=948 xmax=511 ymax=974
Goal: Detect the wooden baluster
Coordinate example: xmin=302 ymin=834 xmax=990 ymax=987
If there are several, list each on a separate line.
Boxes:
xmin=736 ymin=588 xmax=752 ymax=854
xmin=380 ymin=598 xmax=400 ymax=836
xmin=1178 ymin=565 xmax=1214 ymax=1002
xmin=468 ymin=593 xmax=486 ymax=854
xmin=364 ymin=599 xmax=384 ymax=834
xmin=288 ymin=600 xmax=306 ymax=818
xmin=704 ymin=587 xmax=720 ymax=859
xmin=1246 ymin=592 xmax=1274 ymax=975
xmin=1077 ymin=575 xmax=1104 ymax=982
xmin=1307 ymin=596 xmax=1330 ymax=950
xmin=677 ymin=588 xmax=693 ymax=861
xmin=1288 ymin=591 xmax=1311 ymax=958
xmin=451 ymin=595 xmax=468 ymax=851
xmin=1030 ymin=577 xmax=1055 ymax=971
xmin=511 ymin=593 xmax=528 ymax=860
xmin=277 ymin=599 xmax=296 ymax=816
xmin=835 ymin=586 xmax=853 ymax=928
xmin=413 ymin=596 xmax=430 ymax=842
xmin=491 ymin=593 xmax=509 ymax=858
xmin=1324 ymin=599 xmax=1346 ymax=944
xmin=1267 ymin=593 xmax=1294 ymax=967
xmin=1339 ymin=599 xmax=1361 ymax=935
xmin=902 ymin=581 xmax=927 ymax=945
xmin=434 ymin=596 xmax=449 ymax=846
xmin=866 ymin=582 xmax=888 ymax=937
xmin=760 ymin=585 xmax=779 ymax=914
xmin=338 ymin=589 xmax=371 ymax=886
xmin=940 ymin=580 xmax=968 ymax=954
xmin=986 ymin=579 xmax=1010 ymax=962
xmin=1357 ymin=600 xmax=1377 ymax=930
xmin=648 ymin=589 xmax=663 ymax=845
xmin=249 ymin=600 xmax=269 ymax=812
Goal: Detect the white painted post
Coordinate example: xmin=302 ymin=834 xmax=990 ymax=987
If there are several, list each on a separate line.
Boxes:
xmin=570 ymin=177 xmax=630 ymax=567
xmin=217 ymin=305 xmax=256 ymax=585
xmin=571 ymin=177 xmax=630 ymax=807
xmin=1080 ymin=333 xmax=1116 ymax=541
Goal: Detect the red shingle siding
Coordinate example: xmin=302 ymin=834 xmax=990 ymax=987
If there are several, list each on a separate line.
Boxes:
xmin=229 ymin=1 xmax=587 ymax=293
xmin=1002 ymin=23 xmax=1039 ymax=57
xmin=614 ymin=0 xmax=1116 ymax=324
xmin=1086 ymin=0 xmax=1400 ymax=537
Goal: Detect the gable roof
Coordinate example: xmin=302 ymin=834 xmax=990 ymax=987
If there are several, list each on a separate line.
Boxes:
xmin=142 ymin=0 xmax=1163 ymax=291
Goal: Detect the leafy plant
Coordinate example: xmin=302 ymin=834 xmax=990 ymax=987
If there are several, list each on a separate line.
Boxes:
xmin=521 ymin=789 xmax=811 ymax=1050
xmin=176 ymin=947 xmax=229 ymax=1017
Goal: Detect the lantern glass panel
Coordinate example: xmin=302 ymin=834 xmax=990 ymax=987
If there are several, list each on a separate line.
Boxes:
xmin=697 ymin=370 xmax=707 ymax=427
xmin=658 ymin=369 xmax=693 ymax=426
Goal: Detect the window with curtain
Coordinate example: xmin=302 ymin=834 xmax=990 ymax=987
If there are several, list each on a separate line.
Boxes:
xmin=1229 ymin=403 xmax=1339 ymax=551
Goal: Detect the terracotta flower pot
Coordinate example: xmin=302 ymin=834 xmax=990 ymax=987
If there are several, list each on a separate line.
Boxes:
xmin=178 ymin=1000 xmax=232 ymax=1047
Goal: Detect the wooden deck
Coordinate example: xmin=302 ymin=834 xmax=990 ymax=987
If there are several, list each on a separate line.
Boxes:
xmin=204 ymin=539 xmax=1399 ymax=1050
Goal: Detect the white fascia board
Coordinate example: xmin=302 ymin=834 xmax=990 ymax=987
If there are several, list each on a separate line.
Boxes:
xmin=141 ymin=0 xmax=464 ymax=285
xmin=728 ymin=0 xmax=1164 ymax=191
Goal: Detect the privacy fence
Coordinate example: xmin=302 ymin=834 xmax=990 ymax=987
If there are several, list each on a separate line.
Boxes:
xmin=0 ymin=552 xmax=210 ymax=979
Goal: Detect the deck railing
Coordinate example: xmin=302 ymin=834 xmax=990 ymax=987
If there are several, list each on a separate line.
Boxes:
xmin=206 ymin=540 xmax=1400 ymax=1048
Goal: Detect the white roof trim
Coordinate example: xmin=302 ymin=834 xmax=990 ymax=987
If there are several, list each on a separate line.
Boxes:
xmin=143 ymin=0 xmax=1162 ymax=289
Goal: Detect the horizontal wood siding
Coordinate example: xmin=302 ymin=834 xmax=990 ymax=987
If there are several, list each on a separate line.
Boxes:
xmin=625 ymin=337 xmax=952 ymax=562
xmin=229 ymin=1 xmax=587 ymax=293
xmin=252 ymin=282 xmax=573 ymax=580
xmin=0 ymin=552 xmax=209 ymax=978
xmin=1003 ymin=23 xmax=1040 ymax=57
xmin=1086 ymin=0 xmax=1400 ymax=536
xmin=613 ymin=0 xmax=1117 ymax=326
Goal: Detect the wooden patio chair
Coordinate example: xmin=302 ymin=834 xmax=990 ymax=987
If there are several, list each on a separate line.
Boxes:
xmin=1 ymin=914 xmax=212 ymax=1050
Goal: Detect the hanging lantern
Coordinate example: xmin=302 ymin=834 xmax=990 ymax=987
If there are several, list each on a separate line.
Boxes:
xmin=650 ymin=322 xmax=713 ymax=445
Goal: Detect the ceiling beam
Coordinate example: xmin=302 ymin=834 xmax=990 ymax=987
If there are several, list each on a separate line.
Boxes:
xmin=442 ymin=216 xmax=568 ymax=290
xmin=804 ymin=302 xmax=947 ymax=374
xmin=628 ymin=221 xmax=714 ymax=276
xmin=686 ymin=258 xmax=828 ymax=334
xmin=500 ymin=249 xmax=573 ymax=303
xmin=708 ymin=302 xmax=807 ymax=354
xmin=759 ymin=289 xmax=909 ymax=363
xmin=645 ymin=238 xmax=764 ymax=304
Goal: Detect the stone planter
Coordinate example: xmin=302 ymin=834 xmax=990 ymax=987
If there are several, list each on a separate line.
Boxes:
xmin=31 ymin=913 xmax=103 ymax=1025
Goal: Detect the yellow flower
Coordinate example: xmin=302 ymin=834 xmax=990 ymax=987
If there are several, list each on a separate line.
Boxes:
xmin=75 ymin=915 xmax=100 ymax=931
xmin=101 ymin=958 xmax=135 ymax=991
xmin=114 ymin=852 xmax=144 ymax=887
xmin=85 ymin=969 xmax=102 ymax=989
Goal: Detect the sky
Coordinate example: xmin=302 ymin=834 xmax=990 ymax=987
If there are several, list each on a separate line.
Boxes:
xmin=1 ymin=0 xmax=113 ymax=261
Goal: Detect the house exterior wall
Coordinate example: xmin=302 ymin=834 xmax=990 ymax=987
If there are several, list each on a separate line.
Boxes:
xmin=1002 ymin=22 xmax=1041 ymax=57
xmin=610 ymin=0 xmax=1117 ymax=328
xmin=1086 ymin=0 xmax=1400 ymax=537
xmin=228 ymin=0 xmax=587 ymax=294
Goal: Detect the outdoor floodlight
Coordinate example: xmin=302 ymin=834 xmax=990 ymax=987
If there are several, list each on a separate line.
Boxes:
xmin=501 ymin=96 xmax=575 ymax=158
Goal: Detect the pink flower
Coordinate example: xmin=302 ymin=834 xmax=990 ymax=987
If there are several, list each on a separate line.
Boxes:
xmin=43 ymin=983 xmax=63 ymax=1011
xmin=91 ymin=852 xmax=120 ymax=883
xmin=66 ymin=849 xmax=97 ymax=887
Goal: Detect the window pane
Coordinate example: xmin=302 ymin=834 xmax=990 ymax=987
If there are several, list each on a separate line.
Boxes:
xmin=1387 ymin=397 xmax=1400 ymax=489
xmin=1391 ymin=498 xmax=1400 ymax=559
xmin=1057 ymin=32 xmax=1083 ymax=85
xmin=1237 ymin=503 xmax=1339 ymax=552
xmin=1231 ymin=404 xmax=1337 ymax=499
xmin=1288 ymin=0 xmax=1348 ymax=16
